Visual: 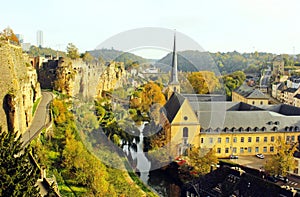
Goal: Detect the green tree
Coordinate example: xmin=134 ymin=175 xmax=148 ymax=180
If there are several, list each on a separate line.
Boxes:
xmin=0 ymin=130 xmax=40 ymax=197
xmin=66 ymin=43 xmax=80 ymax=59
xmin=264 ymin=139 xmax=298 ymax=176
xmin=222 ymin=71 xmax=246 ymax=99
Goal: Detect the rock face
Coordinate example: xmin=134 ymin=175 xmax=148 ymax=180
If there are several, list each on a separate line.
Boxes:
xmin=39 ymin=58 xmax=125 ymax=99
xmin=0 ymin=41 xmax=41 ymax=134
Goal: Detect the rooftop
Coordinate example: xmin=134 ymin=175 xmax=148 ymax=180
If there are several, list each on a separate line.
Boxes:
xmin=234 ymin=83 xmax=268 ymax=99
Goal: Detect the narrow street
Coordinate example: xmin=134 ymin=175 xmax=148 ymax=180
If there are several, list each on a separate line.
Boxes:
xmin=21 ymin=91 xmax=53 ymax=146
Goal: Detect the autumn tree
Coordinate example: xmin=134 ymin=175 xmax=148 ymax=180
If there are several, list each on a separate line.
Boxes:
xmin=82 ymin=52 xmax=94 ymax=63
xmin=66 ymin=43 xmax=80 ymax=59
xmin=0 ymin=130 xmax=40 ymax=197
xmin=187 ymin=71 xmax=220 ymax=94
xmin=130 ymin=81 xmax=166 ymax=114
xmin=264 ymin=139 xmax=298 ymax=176
xmin=188 ymin=147 xmax=218 ymax=175
xmin=1 ymin=27 xmax=19 ymax=45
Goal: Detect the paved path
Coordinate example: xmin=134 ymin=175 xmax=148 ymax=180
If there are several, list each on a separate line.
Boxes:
xmin=21 ymin=91 xmax=53 ymax=146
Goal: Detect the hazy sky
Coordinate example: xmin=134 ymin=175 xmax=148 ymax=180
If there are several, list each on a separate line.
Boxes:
xmin=1 ymin=0 xmax=300 ymax=58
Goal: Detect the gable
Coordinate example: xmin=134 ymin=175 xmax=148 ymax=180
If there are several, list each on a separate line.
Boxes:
xmin=172 ymin=99 xmax=199 ymax=125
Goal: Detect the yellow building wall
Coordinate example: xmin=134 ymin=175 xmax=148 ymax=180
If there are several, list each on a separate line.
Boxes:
xmin=195 ymin=132 xmax=299 ymax=158
xmin=232 ymin=92 xmax=268 ymax=105
xmin=169 ymin=99 xmax=200 ymax=152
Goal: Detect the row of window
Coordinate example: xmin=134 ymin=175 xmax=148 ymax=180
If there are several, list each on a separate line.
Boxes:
xmin=200 ymin=135 xmax=296 ymax=144
xmin=216 ymin=146 xmax=274 ymax=154
xmin=201 ymin=126 xmax=300 ymax=133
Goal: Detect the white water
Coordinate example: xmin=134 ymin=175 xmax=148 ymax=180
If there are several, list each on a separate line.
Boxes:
xmin=124 ymin=123 xmax=151 ymax=183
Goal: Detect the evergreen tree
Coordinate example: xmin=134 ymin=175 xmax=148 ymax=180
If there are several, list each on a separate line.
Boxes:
xmin=0 ymin=130 xmax=40 ymax=197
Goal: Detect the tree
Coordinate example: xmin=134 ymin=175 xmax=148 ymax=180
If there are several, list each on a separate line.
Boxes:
xmin=66 ymin=43 xmax=80 ymax=59
xmin=264 ymin=139 xmax=298 ymax=176
xmin=2 ymin=27 xmax=19 ymax=45
xmin=222 ymin=71 xmax=246 ymax=99
xmin=188 ymin=147 xmax=218 ymax=175
xmin=82 ymin=52 xmax=94 ymax=63
xmin=187 ymin=71 xmax=220 ymax=94
xmin=0 ymin=130 xmax=40 ymax=196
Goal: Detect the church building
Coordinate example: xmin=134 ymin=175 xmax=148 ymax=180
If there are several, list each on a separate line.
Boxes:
xmin=160 ymin=33 xmax=300 ymax=158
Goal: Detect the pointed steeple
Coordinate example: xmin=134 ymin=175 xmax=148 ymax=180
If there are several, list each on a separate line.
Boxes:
xmin=170 ymin=31 xmax=179 ymax=85
xmin=167 ymin=30 xmax=180 ymax=99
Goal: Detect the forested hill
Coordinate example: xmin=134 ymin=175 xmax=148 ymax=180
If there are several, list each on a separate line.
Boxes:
xmin=88 ymin=48 xmax=149 ymax=64
xmin=156 ymin=50 xmax=282 ymax=74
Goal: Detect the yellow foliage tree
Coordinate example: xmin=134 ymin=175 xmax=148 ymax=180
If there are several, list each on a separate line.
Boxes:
xmin=188 ymin=147 xmax=218 ymax=175
xmin=264 ymin=139 xmax=298 ymax=176
xmin=187 ymin=71 xmax=220 ymax=94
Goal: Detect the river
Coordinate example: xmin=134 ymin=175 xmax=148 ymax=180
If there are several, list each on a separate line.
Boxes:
xmin=123 ymin=122 xmax=181 ymax=197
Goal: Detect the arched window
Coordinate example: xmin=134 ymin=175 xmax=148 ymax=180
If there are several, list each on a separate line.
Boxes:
xmin=231 ymin=127 xmax=236 ymax=132
xmin=285 ymin=126 xmax=289 ymax=131
xmin=254 ymin=127 xmax=259 ymax=132
xmin=183 ymin=127 xmax=188 ymax=138
xmin=238 ymin=127 xmax=244 ymax=132
xmin=273 ymin=126 xmax=278 ymax=131
xmin=224 ymin=127 xmax=228 ymax=132
xmin=261 ymin=127 xmax=267 ymax=132
xmin=216 ymin=127 xmax=221 ymax=132
xmin=246 ymin=127 xmax=252 ymax=132
xmin=290 ymin=126 xmax=294 ymax=132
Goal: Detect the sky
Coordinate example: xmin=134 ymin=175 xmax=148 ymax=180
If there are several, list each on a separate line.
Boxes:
xmin=1 ymin=0 xmax=300 ymax=59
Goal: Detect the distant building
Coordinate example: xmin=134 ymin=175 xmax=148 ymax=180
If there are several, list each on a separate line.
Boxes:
xmin=272 ymin=82 xmax=286 ymax=101
xmin=21 ymin=43 xmax=31 ymax=52
xmin=282 ymin=88 xmax=299 ymax=105
xmin=232 ymin=83 xmax=269 ymax=105
xmin=287 ymin=76 xmax=300 ymax=89
xmin=272 ymin=55 xmax=284 ymax=78
xmin=16 ymin=34 xmax=24 ymax=43
xmin=36 ymin=30 xmax=43 ymax=47
xmin=294 ymin=94 xmax=300 ymax=108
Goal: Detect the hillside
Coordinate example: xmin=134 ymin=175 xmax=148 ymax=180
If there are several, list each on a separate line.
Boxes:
xmin=156 ymin=50 xmax=216 ymax=72
xmin=88 ymin=48 xmax=149 ymax=64
xmin=156 ymin=50 xmax=277 ymax=74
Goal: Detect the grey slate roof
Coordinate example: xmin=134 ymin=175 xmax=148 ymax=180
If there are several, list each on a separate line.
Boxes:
xmin=182 ymin=94 xmax=226 ymax=102
xmin=234 ymin=83 xmax=268 ymax=99
xmin=294 ymin=94 xmax=300 ymax=99
xmin=283 ymin=88 xmax=298 ymax=93
xmin=189 ymin=101 xmax=300 ymax=132
xmin=162 ymin=92 xmax=186 ymax=122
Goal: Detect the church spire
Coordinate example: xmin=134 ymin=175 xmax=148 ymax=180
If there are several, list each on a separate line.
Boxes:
xmin=170 ymin=31 xmax=179 ymax=85
xmin=167 ymin=30 xmax=180 ymax=99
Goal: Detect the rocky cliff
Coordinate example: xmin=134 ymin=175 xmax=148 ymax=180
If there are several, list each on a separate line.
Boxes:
xmin=39 ymin=58 xmax=125 ymax=99
xmin=0 ymin=41 xmax=41 ymax=134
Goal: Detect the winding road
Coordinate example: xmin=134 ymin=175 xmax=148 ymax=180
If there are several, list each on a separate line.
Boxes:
xmin=21 ymin=91 xmax=53 ymax=146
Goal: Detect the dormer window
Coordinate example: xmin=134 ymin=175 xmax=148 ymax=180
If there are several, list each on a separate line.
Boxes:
xmin=254 ymin=127 xmax=259 ymax=132
xmin=238 ymin=127 xmax=243 ymax=132
xmin=262 ymin=127 xmax=267 ymax=132
xmin=246 ymin=127 xmax=251 ymax=132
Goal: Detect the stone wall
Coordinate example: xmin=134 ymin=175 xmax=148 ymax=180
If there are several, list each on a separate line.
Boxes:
xmin=0 ymin=41 xmax=41 ymax=134
xmin=39 ymin=58 xmax=125 ymax=99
